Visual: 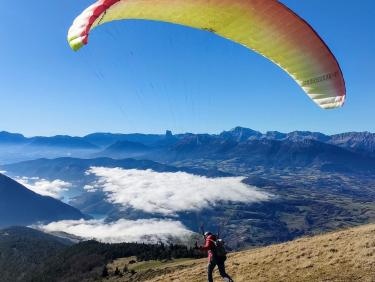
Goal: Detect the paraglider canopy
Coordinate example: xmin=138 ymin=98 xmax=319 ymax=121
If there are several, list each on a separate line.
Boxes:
xmin=68 ymin=0 xmax=346 ymax=109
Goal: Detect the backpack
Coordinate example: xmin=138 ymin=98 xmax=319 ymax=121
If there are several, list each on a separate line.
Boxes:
xmin=213 ymin=238 xmax=227 ymax=258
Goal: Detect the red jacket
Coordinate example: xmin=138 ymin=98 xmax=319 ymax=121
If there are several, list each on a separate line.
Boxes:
xmin=200 ymin=234 xmax=217 ymax=261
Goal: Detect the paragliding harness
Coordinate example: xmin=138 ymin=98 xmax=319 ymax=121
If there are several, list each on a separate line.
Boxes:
xmin=209 ymin=237 xmax=227 ymax=258
xmin=201 ymin=225 xmax=227 ymax=259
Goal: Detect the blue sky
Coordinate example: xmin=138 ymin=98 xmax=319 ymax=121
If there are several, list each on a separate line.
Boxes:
xmin=0 ymin=1 xmax=374 ymax=136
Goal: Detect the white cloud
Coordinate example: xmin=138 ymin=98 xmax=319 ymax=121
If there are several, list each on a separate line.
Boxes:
xmin=15 ymin=177 xmax=72 ymax=199
xmin=38 ymin=218 xmax=194 ymax=244
xmin=86 ymin=167 xmax=270 ymax=215
xmin=83 ymin=184 xmax=97 ymax=192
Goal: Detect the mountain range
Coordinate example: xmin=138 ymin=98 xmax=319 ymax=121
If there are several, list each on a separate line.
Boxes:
xmin=0 ymin=127 xmax=374 ymax=250
xmin=1 ymin=157 xmax=229 ymax=181
xmin=1 ymin=128 xmax=375 ymax=173
xmin=158 ymin=137 xmax=375 ymax=173
xmin=1 ymin=127 xmax=375 ymax=154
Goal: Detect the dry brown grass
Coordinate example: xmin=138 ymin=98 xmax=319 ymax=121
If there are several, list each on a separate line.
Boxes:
xmin=147 ymin=224 xmax=375 ymax=282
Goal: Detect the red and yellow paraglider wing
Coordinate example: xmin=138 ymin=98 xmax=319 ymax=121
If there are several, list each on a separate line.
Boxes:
xmin=68 ymin=0 xmax=346 ymax=109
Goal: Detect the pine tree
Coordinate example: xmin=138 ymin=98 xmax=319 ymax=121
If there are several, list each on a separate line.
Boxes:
xmin=101 ymin=266 xmax=109 ymax=278
xmin=114 ymin=267 xmax=120 ymax=276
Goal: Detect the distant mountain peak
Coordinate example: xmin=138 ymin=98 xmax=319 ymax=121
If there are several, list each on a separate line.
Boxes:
xmin=286 ymin=131 xmax=330 ymax=142
xmin=220 ymin=126 xmax=262 ymax=142
xmin=230 ymin=126 xmax=259 ymax=133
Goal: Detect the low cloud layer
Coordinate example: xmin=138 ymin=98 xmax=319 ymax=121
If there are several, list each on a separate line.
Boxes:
xmin=38 ymin=218 xmax=194 ymax=244
xmin=15 ymin=176 xmax=72 ymax=199
xmin=86 ymin=167 xmax=270 ymax=215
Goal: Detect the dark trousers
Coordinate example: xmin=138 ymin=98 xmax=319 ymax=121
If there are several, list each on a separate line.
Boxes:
xmin=207 ymin=256 xmax=233 ymax=282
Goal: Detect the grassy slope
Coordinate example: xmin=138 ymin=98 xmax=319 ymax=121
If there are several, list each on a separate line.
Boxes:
xmin=106 ymin=224 xmax=375 ymax=282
